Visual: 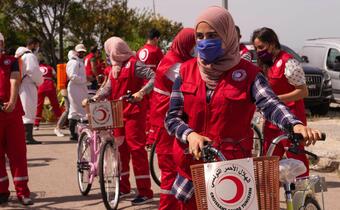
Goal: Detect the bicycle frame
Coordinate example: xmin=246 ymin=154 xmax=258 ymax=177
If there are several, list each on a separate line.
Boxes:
xmin=266 ymin=134 xmax=325 ymax=210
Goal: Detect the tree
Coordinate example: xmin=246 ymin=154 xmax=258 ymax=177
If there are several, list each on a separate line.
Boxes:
xmin=0 ymin=0 xmax=183 ymax=65
xmin=0 ymin=0 xmax=70 ymax=65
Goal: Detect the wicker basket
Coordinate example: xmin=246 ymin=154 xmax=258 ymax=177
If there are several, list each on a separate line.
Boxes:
xmin=87 ymin=100 xmax=124 ymax=129
xmin=190 ymin=156 xmax=280 ymax=210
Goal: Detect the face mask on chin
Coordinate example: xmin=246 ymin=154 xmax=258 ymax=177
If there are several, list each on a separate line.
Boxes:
xmin=196 ymin=39 xmax=224 ymax=64
xmin=257 ymin=50 xmax=274 ymax=66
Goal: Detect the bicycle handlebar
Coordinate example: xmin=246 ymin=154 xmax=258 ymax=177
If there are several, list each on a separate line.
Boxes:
xmin=266 ymin=131 xmax=326 ymax=160
xmin=201 ymin=129 xmax=326 ymax=163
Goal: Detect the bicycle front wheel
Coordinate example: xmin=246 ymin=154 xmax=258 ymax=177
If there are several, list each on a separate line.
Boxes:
xmin=99 ymin=140 xmax=120 ymax=210
xmin=303 ymin=196 xmax=321 ymax=210
xmin=251 ymin=123 xmax=263 ymax=157
xmin=77 ymin=131 xmax=92 ymax=195
xmin=149 ymin=141 xmax=161 ymax=186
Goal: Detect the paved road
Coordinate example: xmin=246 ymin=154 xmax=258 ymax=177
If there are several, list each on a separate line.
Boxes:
xmin=1 ymin=123 xmax=340 ymax=210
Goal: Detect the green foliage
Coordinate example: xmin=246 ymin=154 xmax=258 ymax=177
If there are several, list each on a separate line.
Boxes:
xmin=0 ymin=0 xmax=182 ymax=65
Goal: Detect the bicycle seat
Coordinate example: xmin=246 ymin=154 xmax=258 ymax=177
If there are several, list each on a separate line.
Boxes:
xmin=279 ymin=159 xmax=307 ymax=183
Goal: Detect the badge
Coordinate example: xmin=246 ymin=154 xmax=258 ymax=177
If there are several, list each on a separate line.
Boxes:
xmin=276 ymin=59 xmax=282 ymax=68
xmin=4 ymin=59 xmax=11 ymax=65
xmin=138 ymin=49 xmax=149 ymax=62
xmin=232 ymin=69 xmax=247 ymax=81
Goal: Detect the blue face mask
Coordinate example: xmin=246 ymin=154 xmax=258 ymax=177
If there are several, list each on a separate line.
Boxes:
xmin=196 ymin=39 xmax=224 ymax=64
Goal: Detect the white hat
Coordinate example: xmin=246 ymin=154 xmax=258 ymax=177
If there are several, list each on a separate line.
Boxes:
xmin=0 ymin=32 xmax=4 ymax=42
xmin=75 ymin=44 xmax=86 ymax=52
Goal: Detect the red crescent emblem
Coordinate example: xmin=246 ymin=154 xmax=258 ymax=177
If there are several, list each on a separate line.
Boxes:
xmin=138 ymin=49 xmax=149 ymax=62
xmin=218 ymin=175 xmax=244 ymax=204
xmin=95 ymin=108 xmax=107 ymax=122
xmin=40 ymin=67 xmax=48 ymax=76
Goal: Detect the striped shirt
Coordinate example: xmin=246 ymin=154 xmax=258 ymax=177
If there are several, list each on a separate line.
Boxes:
xmin=164 ymin=72 xmax=302 ymax=202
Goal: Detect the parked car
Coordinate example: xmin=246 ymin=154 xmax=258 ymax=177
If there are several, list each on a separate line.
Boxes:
xmin=300 ymin=38 xmax=340 ymax=103
xmin=244 ymin=43 xmax=333 ymax=115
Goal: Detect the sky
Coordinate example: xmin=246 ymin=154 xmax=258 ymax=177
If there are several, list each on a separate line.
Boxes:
xmin=128 ymin=0 xmax=340 ymax=52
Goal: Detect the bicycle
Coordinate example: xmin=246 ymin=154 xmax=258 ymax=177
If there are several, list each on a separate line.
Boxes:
xmin=148 ymin=122 xmax=263 ymax=187
xmin=266 ymin=130 xmax=327 ymax=210
xmin=76 ymin=92 xmax=133 ymax=210
xmin=190 ymin=128 xmax=326 ymax=210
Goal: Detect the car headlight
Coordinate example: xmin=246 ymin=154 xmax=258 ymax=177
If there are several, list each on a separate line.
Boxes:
xmin=323 ymin=70 xmax=331 ymax=81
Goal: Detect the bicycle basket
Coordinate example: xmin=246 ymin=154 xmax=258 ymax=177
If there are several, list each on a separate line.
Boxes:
xmin=190 ymin=156 xmax=280 ymax=210
xmin=88 ymin=100 xmax=124 ymax=130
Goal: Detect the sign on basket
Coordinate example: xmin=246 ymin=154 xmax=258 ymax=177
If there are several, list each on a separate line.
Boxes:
xmin=204 ymin=158 xmax=258 ymax=210
xmin=87 ymin=100 xmax=123 ymax=129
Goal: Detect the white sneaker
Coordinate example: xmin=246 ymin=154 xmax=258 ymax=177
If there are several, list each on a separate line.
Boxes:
xmin=54 ymin=128 xmax=65 ymax=137
xmin=33 ymin=126 xmax=39 ymax=131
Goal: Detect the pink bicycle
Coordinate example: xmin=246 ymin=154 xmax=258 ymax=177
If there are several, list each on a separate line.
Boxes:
xmin=76 ymin=92 xmax=133 ymax=210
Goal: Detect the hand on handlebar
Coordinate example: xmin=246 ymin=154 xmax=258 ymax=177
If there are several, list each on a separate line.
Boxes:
xmin=293 ymin=124 xmax=323 ymax=146
xmin=131 ymin=91 xmax=144 ymax=103
xmin=187 ymin=132 xmax=212 ymax=160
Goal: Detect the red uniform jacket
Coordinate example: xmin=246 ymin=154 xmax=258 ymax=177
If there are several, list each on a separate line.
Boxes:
xmin=150 ymin=52 xmax=181 ymax=127
xmin=0 ymin=55 xmax=24 ymax=118
xmin=266 ymin=50 xmax=306 ymax=130
xmin=137 ymin=44 xmax=163 ymax=72
xmin=110 ymin=56 xmax=146 ymax=117
xmin=173 ymin=58 xmax=259 ymax=179
xmin=38 ymin=64 xmax=55 ymax=91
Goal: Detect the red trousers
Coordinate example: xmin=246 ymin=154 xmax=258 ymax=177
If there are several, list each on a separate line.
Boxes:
xmin=148 ymin=125 xmax=178 ymax=209
xmin=118 ymin=114 xmax=153 ymax=198
xmin=263 ymin=125 xmax=309 ymax=177
xmin=35 ymin=88 xmax=62 ymax=126
xmin=0 ymin=114 xmax=30 ymax=198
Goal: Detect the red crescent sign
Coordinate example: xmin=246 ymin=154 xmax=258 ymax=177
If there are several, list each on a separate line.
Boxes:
xmin=138 ymin=49 xmax=149 ymax=62
xmin=96 ymin=108 xmax=107 ymax=122
xmin=218 ymin=175 xmax=244 ymax=204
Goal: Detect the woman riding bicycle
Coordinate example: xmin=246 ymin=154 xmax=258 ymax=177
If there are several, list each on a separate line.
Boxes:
xmin=164 ymin=6 xmax=323 ymax=210
xmin=92 ymin=36 xmax=155 ymax=205
xmin=251 ymin=27 xmax=310 ymax=177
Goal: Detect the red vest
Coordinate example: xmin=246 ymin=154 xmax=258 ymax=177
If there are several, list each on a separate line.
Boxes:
xmin=0 ymin=55 xmax=24 ymax=118
xmin=38 ymin=64 xmax=55 ymax=91
xmin=137 ymin=44 xmax=163 ymax=71
xmin=85 ymin=53 xmax=94 ymax=76
xmin=266 ymin=51 xmax=306 ymax=128
xmin=173 ymin=58 xmax=260 ymax=179
xmin=240 ymin=43 xmax=251 ymax=59
xmin=110 ymin=56 xmax=146 ymax=116
xmin=149 ymin=52 xmax=182 ymax=127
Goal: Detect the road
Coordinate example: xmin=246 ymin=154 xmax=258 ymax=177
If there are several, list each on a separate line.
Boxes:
xmin=1 ymin=121 xmax=340 ymax=210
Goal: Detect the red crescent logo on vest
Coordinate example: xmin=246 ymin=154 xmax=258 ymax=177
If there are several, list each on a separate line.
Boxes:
xmin=138 ymin=48 xmax=149 ymax=62
xmin=40 ymin=67 xmax=48 ymax=76
xmin=276 ymin=59 xmax=283 ymax=68
xmin=232 ymin=69 xmax=247 ymax=81
xmin=4 ymin=59 xmax=11 ymax=65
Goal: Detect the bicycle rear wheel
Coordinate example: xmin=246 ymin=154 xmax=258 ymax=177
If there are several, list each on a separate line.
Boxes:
xmin=99 ymin=140 xmax=120 ymax=210
xmin=303 ymin=196 xmax=321 ymax=210
xmin=252 ymin=123 xmax=263 ymax=157
xmin=149 ymin=141 xmax=161 ymax=186
xmin=77 ymin=131 xmax=92 ymax=195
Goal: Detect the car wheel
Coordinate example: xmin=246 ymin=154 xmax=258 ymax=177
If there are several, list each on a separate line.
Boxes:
xmin=309 ymin=102 xmax=330 ymax=116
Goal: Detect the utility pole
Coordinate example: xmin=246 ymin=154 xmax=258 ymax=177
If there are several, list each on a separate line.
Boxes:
xmin=222 ymin=0 xmax=228 ymax=10
xmin=152 ymin=0 xmax=156 ymax=18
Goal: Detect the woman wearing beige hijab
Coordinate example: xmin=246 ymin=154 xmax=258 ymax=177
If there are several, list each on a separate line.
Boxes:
xmin=165 ymin=6 xmax=323 ymax=209
xmin=93 ymin=37 xmax=155 ymax=205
